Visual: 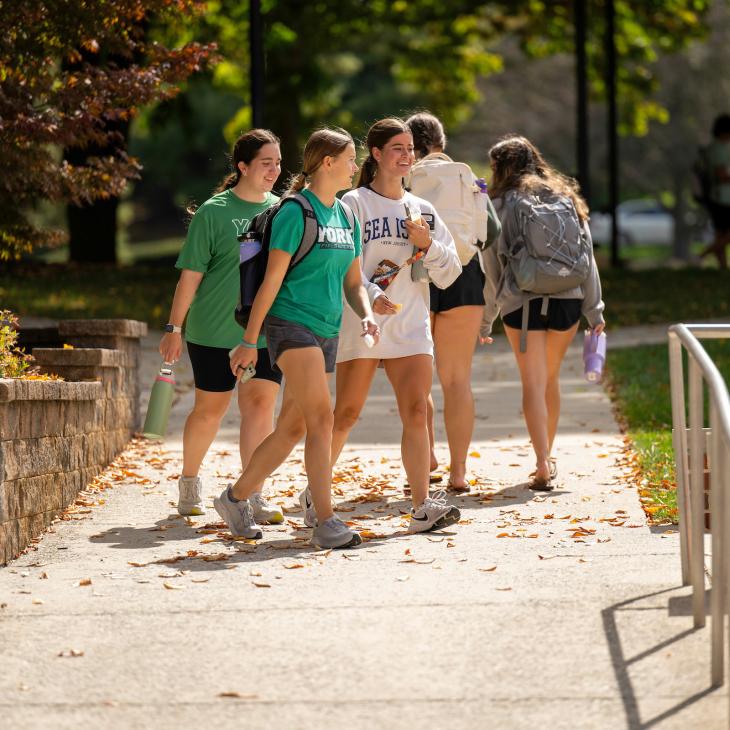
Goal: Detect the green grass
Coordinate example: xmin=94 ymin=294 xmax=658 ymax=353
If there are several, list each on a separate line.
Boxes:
xmin=0 ymin=264 xmax=180 ymax=325
xmin=600 ymin=268 xmax=730 ymax=327
xmin=606 ymin=340 xmax=730 ymax=523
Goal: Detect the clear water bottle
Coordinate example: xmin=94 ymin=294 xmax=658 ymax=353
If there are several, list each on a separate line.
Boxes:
xmin=583 ymin=331 xmax=607 ymax=383
xmin=142 ymin=363 xmax=175 ymax=439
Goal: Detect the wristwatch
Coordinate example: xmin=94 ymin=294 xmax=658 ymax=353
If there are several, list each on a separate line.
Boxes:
xmin=164 ymin=324 xmax=182 ymax=334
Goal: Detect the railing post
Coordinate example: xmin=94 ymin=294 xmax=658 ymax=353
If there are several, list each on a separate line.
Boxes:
xmin=688 ymin=359 xmax=706 ymax=628
xmin=710 ymin=403 xmax=725 ymax=687
xmin=668 ymin=333 xmax=691 ymax=585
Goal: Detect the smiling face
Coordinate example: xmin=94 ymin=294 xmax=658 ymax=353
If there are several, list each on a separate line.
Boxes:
xmin=239 ymin=142 xmax=282 ymax=194
xmin=372 ymin=132 xmax=415 ymax=180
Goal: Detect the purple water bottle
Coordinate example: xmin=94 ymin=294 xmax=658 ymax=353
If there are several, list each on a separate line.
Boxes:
xmin=583 ymin=330 xmax=606 ymax=383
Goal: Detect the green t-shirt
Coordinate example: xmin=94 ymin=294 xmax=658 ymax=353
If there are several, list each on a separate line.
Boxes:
xmin=176 ymin=189 xmax=278 ymax=349
xmin=268 ymin=189 xmax=362 ymax=338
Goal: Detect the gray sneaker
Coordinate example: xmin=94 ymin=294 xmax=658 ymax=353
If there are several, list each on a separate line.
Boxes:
xmin=213 ymin=486 xmax=263 ymax=539
xmin=299 ymin=486 xmax=318 ymax=528
xmin=249 ymin=492 xmax=284 ymax=524
xmin=177 ymin=476 xmax=205 ymax=516
xmin=311 ymin=517 xmax=362 ymax=549
xmin=408 ymin=490 xmax=461 ymax=534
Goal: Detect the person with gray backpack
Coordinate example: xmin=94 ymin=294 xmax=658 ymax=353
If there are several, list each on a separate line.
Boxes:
xmin=481 ymin=135 xmax=605 ymax=490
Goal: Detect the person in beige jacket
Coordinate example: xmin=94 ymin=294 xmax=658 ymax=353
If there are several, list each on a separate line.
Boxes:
xmin=481 ymin=135 xmax=605 ymax=490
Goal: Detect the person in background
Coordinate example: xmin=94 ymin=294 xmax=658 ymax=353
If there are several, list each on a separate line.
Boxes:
xmin=160 ymin=129 xmax=284 ymax=522
xmin=406 ymin=111 xmax=502 ymax=492
xmin=481 ymin=135 xmax=605 ymax=489
xmin=699 ymin=113 xmax=730 ymax=269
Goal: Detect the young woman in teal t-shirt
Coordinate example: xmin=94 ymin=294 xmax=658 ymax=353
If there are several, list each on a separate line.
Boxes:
xmin=215 ymin=128 xmax=379 ymax=550
xmin=159 ymin=129 xmax=285 ymax=522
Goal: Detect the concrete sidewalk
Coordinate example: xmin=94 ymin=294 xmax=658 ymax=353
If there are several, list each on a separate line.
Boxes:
xmin=0 ymin=328 xmax=725 ymax=729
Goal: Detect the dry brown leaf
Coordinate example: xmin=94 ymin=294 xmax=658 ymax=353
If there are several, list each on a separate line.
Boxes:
xmin=73 ymin=578 xmax=92 ymax=587
xmin=58 ymin=649 xmax=84 ymax=658
xmin=479 ymin=565 xmax=497 ymax=572
xmin=249 ymin=569 xmax=262 ymax=577
xmin=252 ymin=580 xmax=271 ymax=588
xmin=163 ymin=581 xmax=184 ymax=590
xmin=283 ymin=563 xmax=305 ymax=569
xmin=191 ymin=578 xmax=210 ymax=583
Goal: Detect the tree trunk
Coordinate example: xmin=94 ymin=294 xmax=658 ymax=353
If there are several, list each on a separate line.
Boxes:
xmin=67 ymin=197 xmax=120 ymax=263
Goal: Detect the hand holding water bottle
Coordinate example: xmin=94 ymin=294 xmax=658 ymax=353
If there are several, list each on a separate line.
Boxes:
xmin=361 ymin=317 xmax=380 ymax=348
xmin=583 ymin=324 xmax=607 ymax=383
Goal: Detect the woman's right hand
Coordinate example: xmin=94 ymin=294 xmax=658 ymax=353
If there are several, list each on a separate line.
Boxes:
xmin=159 ymin=333 xmax=183 ymax=363
xmin=229 ymin=344 xmax=258 ymax=378
xmin=373 ymin=294 xmax=399 ymax=315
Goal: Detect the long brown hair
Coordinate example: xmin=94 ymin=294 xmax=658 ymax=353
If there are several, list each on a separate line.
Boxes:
xmin=488 ymin=135 xmax=589 ymax=222
xmin=355 ymin=117 xmax=410 ymax=188
xmin=405 ymin=112 xmax=446 ymax=159
xmin=285 ymin=127 xmax=354 ymax=195
xmin=214 ymin=128 xmax=280 ymax=193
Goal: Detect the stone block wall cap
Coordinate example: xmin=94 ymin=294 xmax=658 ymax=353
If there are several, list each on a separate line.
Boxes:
xmin=0 ymin=377 xmax=101 ymax=402
xmin=32 ymin=348 xmax=125 ymax=367
xmin=59 ymin=319 xmax=148 ymax=338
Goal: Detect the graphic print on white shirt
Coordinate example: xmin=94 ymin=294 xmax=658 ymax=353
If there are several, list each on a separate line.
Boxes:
xmin=337 ymin=187 xmax=461 ymax=363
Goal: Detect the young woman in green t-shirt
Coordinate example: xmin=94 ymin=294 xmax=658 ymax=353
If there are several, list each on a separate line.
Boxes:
xmin=159 ymin=129 xmax=284 ymax=521
xmin=215 ymin=128 xmax=379 ymax=549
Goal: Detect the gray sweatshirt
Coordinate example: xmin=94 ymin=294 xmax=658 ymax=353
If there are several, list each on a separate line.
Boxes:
xmin=481 ymin=194 xmax=605 ymax=337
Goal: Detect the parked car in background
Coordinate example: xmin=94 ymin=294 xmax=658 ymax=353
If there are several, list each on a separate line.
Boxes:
xmin=590 ymin=199 xmax=674 ymax=246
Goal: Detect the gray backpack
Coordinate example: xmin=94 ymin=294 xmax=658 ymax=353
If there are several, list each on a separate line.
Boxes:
xmin=506 ymin=192 xmax=591 ymax=351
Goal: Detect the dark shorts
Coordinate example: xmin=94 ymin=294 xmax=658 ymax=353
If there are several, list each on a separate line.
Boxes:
xmin=186 ymin=341 xmax=282 ymax=392
xmin=708 ymin=202 xmax=730 ymax=233
xmin=430 ymin=255 xmax=486 ymax=313
xmin=265 ymin=315 xmax=339 ymax=374
xmin=502 ymin=298 xmax=582 ymax=332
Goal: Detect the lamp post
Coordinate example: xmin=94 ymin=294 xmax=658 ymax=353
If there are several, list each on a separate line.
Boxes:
xmin=575 ymin=0 xmax=590 ymax=207
xmin=250 ymin=0 xmax=264 ymax=127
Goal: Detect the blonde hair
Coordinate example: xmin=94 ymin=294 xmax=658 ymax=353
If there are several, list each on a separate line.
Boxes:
xmin=286 ymin=127 xmax=354 ymax=195
xmin=489 ymin=135 xmax=589 ymax=222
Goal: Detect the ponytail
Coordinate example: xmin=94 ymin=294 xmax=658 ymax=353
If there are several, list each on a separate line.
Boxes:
xmin=213 ymin=170 xmax=240 ymax=194
xmin=285 ymin=172 xmax=308 ymax=196
xmin=355 ymin=155 xmax=377 ymax=188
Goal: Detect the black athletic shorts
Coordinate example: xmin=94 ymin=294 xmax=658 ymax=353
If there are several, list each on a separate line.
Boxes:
xmin=186 ymin=341 xmax=282 ymax=392
xmin=430 ymin=255 xmax=486 ymax=313
xmin=708 ymin=202 xmax=730 ymax=233
xmin=502 ymin=297 xmax=582 ymax=332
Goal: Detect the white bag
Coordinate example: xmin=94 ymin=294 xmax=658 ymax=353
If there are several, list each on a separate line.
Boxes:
xmin=408 ymin=152 xmax=489 ymax=266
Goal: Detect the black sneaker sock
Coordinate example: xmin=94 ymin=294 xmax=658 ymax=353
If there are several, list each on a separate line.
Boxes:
xmin=227 ymin=486 xmax=241 ymax=503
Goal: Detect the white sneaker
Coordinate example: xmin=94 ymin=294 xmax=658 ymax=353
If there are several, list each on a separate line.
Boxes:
xmin=213 ymin=486 xmax=263 ymax=539
xmin=177 ymin=476 xmax=204 ymax=516
xmin=311 ymin=517 xmax=361 ymax=549
xmin=407 ymin=490 xmax=461 ymax=534
xmin=249 ymin=492 xmax=284 ymax=524
xmin=299 ymin=486 xmax=318 ymax=528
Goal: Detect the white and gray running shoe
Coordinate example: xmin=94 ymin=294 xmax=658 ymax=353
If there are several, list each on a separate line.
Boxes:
xmin=213 ymin=485 xmax=263 ymax=539
xmin=177 ymin=476 xmax=205 ymax=516
xmin=249 ymin=492 xmax=284 ymax=524
xmin=408 ymin=489 xmax=461 ymax=534
xmin=311 ymin=517 xmax=362 ymax=549
xmin=299 ymin=485 xmax=318 ymax=528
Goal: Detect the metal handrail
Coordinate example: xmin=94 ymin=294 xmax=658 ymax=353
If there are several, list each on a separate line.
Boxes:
xmin=668 ymin=323 xmax=730 ymax=690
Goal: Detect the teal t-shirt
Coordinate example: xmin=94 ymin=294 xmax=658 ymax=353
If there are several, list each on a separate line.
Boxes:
xmin=176 ymin=189 xmax=278 ymax=349
xmin=268 ymin=189 xmax=362 ymax=338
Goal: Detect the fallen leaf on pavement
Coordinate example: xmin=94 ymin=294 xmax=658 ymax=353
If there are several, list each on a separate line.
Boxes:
xmin=163 ymin=581 xmax=184 ymax=590
xmin=479 ymin=565 xmax=497 ymax=572
xmin=252 ymin=580 xmax=271 ymax=588
xmin=73 ymin=578 xmax=92 ymax=587
xmin=58 ymin=649 xmax=84 ymax=658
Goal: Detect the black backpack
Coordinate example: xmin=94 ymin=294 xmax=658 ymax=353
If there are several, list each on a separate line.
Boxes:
xmin=234 ymin=193 xmax=355 ymax=327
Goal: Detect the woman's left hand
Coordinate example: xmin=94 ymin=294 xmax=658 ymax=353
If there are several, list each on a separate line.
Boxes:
xmin=593 ymin=322 xmax=606 ymax=335
xmin=229 ymin=343 xmax=258 ymax=377
xmin=405 ymin=218 xmax=432 ymax=250
xmin=361 ymin=317 xmax=380 ymax=346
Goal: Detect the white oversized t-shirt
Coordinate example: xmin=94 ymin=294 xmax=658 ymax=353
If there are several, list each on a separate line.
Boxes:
xmin=337 ymin=186 xmax=461 ymax=362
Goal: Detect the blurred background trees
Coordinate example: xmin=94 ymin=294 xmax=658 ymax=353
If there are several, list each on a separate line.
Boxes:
xmin=1 ymin=0 xmax=726 ymax=265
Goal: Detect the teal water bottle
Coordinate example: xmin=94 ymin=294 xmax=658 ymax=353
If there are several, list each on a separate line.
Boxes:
xmin=142 ymin=363 xmax=175 ymax=439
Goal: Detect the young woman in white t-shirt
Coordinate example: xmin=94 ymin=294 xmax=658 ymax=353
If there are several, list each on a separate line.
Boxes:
xmin=328 ymin=117 xmax=463 ymax=532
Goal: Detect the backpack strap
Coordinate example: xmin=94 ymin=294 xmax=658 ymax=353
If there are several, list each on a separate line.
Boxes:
xmin=284 ymin=193 xmax=319 ymax=269
xmin=519 ymin=295 xmax=549 ymax=353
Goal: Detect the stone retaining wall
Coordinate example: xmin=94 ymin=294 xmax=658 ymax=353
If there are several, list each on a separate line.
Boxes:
xmin=0 ymin=319 xmax=147 ymax=564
